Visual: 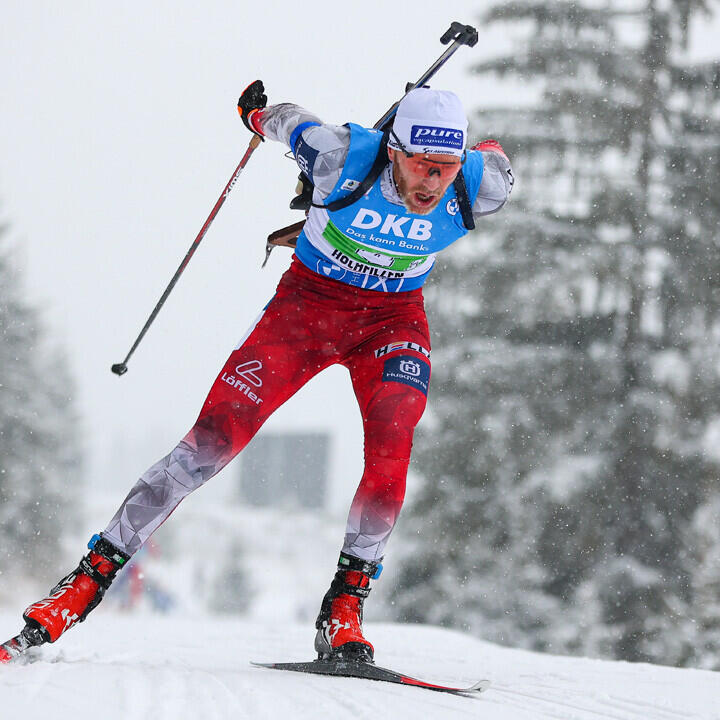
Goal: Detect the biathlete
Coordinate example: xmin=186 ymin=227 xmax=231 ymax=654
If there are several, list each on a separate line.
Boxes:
xmin=19 ymin=82 xmax=513 ymax=662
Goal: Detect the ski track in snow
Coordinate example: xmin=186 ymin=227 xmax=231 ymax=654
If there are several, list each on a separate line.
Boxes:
xmin=1 ymin=612 xmax=718 ymax=720
xmin=493 ymin=676 xmax=709 ymax=720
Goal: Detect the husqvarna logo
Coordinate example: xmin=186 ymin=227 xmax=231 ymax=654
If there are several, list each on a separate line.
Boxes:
xmin=297 ymin=153 xmax=310 ymax=175
xmin=382 ymin=355 xmax=430 ymax=396
xmin=350 ymin=208 xmax=432 ymax=241
xmin=410 ymin=125 xmax=464 ymax=150
xmin=399 ymin=359 xmax=422 ymax=377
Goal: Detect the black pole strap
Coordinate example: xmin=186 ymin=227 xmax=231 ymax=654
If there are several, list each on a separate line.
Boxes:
xmin=453 ymin=170 xmax=476 ymax=231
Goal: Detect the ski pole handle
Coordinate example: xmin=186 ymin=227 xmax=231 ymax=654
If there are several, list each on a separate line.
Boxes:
xmin=111 ymin=133 xmax=263 ymax=377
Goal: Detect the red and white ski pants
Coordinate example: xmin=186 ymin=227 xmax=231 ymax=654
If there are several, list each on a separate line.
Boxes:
xmin=103 ymin=258 xmax=431 ymax=563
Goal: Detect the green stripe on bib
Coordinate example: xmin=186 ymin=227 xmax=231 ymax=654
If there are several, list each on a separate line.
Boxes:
xmin=322 ymin=220 xmax=429 ymax=273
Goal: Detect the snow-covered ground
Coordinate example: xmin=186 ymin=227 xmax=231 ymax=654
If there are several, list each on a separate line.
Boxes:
xmin=1 ymin=612 xmax=717 ymax=720
xmin=2 ymin=500 xmax=717 ymax=718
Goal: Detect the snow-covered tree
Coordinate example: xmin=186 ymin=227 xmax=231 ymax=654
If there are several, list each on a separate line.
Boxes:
xmin=392 ymin=0 xmax=720 ymax=668
xmin=688 ymin=490 xmax=720 ymax=669
xmin=0 ymin=222 xmax=82 ymax=584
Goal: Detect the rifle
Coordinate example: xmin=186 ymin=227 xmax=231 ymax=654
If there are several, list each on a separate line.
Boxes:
xmin=262 ymin=21 xmax=478 ymax=267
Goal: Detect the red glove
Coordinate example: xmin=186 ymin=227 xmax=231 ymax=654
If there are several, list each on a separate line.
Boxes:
xmin=471 ymin=139 xmax=507 ymax=158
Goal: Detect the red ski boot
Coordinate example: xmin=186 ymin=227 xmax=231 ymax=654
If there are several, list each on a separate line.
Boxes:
xmin=314 ymin=553 xmax=382 ymax=662
xmin=23 ymin=534 xmax=129 ymax=643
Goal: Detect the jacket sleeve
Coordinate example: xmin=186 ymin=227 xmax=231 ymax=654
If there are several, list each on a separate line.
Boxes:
xmin=471 ymin=140 xmax=514 ymax=217
xmin=252 ymin=103 xmax=351 ymax=198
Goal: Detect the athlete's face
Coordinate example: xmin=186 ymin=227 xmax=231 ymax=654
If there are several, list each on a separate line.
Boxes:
xmin=388 ymin=147 xmax=462 ymax=215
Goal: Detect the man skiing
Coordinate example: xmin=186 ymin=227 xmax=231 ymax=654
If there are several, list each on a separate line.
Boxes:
xmin=9 ymin=82 xmax=513 ymax=663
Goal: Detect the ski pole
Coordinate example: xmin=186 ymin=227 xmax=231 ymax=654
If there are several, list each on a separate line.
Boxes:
xmin=111 ymin=133 xmax=263 ymax=376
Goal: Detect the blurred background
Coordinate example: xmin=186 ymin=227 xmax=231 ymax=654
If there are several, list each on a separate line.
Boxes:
xmin=1 ymin=0 xmax=719 ymax=670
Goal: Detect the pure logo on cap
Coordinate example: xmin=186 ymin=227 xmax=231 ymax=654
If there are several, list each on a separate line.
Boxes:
xmin=410 ymin=125 xmax=464 ymax=150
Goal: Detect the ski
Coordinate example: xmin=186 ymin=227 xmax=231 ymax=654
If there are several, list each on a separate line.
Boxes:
xmin=251 ymin=659 xmax=490 ymax=696
xmin=0 ymin=626 xmax=45 ymax=665
xmin=0 ymin=632 xmax=32 ymax=664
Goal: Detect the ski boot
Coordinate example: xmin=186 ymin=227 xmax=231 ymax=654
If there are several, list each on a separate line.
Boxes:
xmin=314 ymin=553 xmax=382 ymax=662
xmin=22 ymin=534 xmax=129 ymax=644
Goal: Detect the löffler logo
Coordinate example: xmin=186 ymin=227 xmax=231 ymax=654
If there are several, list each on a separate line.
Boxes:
xmin=220 ymin=359 xmax=264 ymax=405
xmin=235 ymin=360 xmax=263 ymax=387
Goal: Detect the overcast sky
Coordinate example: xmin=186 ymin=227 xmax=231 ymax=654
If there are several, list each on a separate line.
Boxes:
xmin=2 ymin=1 xmax=719 ymax=522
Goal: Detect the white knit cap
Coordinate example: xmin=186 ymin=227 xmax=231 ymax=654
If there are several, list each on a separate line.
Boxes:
xmin=388 ymin=88 xmax=468 ymax=157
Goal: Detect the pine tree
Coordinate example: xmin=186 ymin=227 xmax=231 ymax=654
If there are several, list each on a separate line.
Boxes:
xmin=688 ymin=491 xmax=720 ymax=669
xmin=392 ymin=0 xmax=720 ymax=667
xmin=0 ymin=222 xmax=82 ymax=585
xmin=667 ymin=54 xmax=720 ymax=669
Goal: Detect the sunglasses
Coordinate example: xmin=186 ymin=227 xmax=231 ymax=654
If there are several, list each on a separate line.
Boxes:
xmin=390 ymin=129 xmax=464 ymax=179
xmin=403 ymin=155 xmax=463 ymax=179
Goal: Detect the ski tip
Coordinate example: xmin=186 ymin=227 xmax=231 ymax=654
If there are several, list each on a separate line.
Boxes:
xmin=0 ymin=637 xmax=25 ymax=665
xmin=0 ymin=627 xmax=44 ymax=665
xmin=469 ymin=679 xmax=491 ymax=693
